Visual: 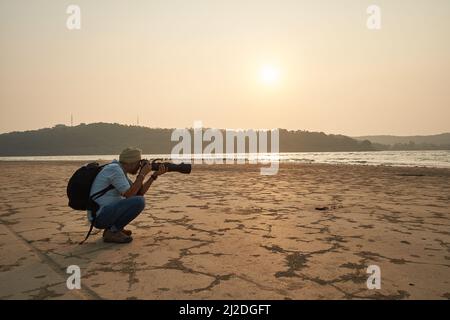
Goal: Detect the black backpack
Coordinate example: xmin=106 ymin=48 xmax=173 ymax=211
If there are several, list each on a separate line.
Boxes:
xmin=67 ymin=162 xmax=114 ymax=244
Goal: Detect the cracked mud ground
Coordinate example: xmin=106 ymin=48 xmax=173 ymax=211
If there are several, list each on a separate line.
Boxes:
xmin=0 ymin=161 xmax=449 ymax=299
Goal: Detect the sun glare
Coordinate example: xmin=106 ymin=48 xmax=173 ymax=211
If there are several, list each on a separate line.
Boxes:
xmin=260 ymin=65 xmax=281 ymax=86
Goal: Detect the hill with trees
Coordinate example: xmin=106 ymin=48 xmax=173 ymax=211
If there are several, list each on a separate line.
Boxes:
xmin=0 ymin=123 xmax=377 ymax=156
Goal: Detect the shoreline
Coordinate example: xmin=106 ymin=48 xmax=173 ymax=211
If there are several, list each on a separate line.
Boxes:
xmin=0 ymin=160 xmax=449 ymax=171
xmin=1 ymin=149 xmax=449 ymax=169
xmin=1 ymin=159 xmax=450 ymax=169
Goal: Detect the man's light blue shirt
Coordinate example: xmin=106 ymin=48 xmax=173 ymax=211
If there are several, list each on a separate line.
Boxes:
xmin=87 ymin=159 xmax=132 ymax=221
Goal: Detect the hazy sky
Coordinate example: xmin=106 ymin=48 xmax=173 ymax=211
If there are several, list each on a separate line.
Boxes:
xmin=1 ymin=0 xmax=449 ymax=135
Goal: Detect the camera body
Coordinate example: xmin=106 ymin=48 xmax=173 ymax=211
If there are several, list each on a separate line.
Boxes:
xmin=140 ymin=159 xmax=191 ymax=174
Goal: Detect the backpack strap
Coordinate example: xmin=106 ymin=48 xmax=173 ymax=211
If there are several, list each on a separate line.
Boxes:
xmin=79 ymin=184 xmax=115 ymax=245
xmin=90 ymin=184 xmax=115 ymax=200
xmin=79 ymin=219 xmax=96 ymax=245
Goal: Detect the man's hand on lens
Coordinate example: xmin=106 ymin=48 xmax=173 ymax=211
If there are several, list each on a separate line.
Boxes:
xmin=154 ymin=164 xmax=168 ymax=176
xmin=139 ymin=162 xmax=152 ymax=176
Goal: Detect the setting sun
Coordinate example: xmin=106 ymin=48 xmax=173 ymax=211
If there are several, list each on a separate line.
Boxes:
xmin=260 ymin=65 xmax=281 ymax=86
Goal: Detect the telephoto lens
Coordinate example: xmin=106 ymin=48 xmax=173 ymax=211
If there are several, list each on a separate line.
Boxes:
xmin=150 ymin=159 xmax=191 ymax=174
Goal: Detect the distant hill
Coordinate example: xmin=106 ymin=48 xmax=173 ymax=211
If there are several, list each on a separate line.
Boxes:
xmin=354 ymin=133 xmax=450 ymax=150
xmin=279 ymin=130 xmax=373 ymax=152
xmin=354 ymin=133 xmax=450 ymax=145
xmin=0 ymin=123 xmax=376 ymax=156
xmin=0 ymin=123 xmax=174 ymax=156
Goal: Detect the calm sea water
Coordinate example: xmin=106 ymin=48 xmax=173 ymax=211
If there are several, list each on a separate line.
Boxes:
xmin=1 ymin=151 xmax=449 ymax=168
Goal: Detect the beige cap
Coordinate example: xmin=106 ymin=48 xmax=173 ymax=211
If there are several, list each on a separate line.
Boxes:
xmin=119 ymin=147 xmax=142 ymax=164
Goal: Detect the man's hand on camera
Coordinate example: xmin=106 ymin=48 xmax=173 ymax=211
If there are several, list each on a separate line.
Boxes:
xmin=154 ymin=164 xmax=168 ymax=177
xmin=139 ymin=162 xmax=152 ymax=177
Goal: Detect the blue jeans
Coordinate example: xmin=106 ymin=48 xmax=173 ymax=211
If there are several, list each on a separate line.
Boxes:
xmin=94 ymin=196 xmax=146 ymax=232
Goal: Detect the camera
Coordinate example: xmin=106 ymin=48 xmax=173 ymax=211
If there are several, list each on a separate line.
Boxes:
xmin=140 ymin=158 xmax=191 ymax=174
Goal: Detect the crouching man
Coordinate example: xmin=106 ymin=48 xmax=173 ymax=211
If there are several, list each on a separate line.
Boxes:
xmin=88 ymin=147 xmax=167 ymax=243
